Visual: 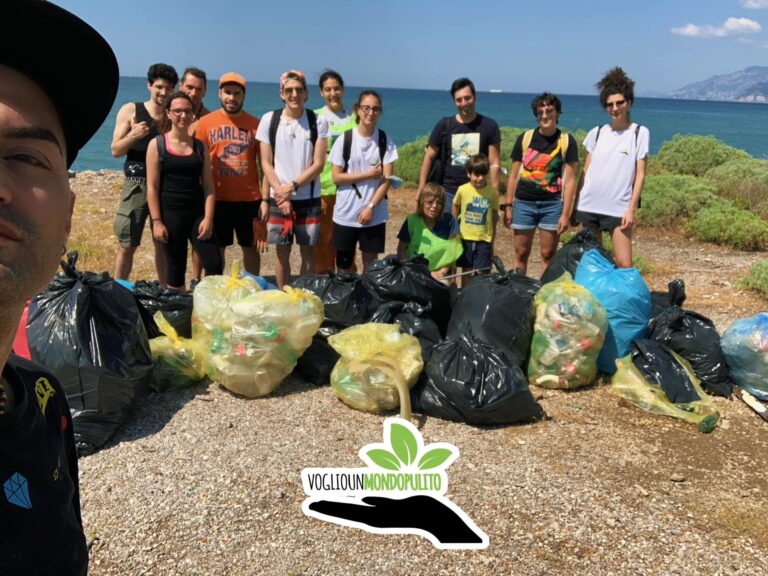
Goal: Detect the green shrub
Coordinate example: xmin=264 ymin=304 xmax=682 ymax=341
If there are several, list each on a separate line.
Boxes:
xmin=687 ymin=205 xmax=768 ymax=251
xmin=656 ymin=134 xmax=751 ymax=177
xmin=638 ymin=174 xmax=729 ymax=227
xmin=704 ymin=158 xmax=768 ymax=220
xmin=395 ymin=135 xmax=430 ymax=188
xmin=737 ymin=261 xmax=768 ymax=297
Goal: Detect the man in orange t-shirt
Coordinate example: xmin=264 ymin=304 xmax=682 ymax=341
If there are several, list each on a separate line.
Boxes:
xmin=196 ymin=72 xmax=266 ymax=274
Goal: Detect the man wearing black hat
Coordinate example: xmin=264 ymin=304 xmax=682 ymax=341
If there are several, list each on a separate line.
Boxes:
xmin=0 ymin=1 xmax=119 ymax=574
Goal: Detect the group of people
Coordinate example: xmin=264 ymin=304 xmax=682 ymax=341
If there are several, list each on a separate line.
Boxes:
xmin=110 ymin=65 xmax=648 ymax=291
xmin=0 ymin=1 xmax=651 ymax=571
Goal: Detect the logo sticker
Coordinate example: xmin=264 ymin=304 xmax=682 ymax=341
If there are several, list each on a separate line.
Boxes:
xmin=301 ymin=418 xmax=489 ymax=549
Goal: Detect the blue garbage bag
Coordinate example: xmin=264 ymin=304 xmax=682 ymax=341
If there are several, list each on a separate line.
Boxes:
xmin=574 ymin=249 xmax=651 ymax=374
xmin=721 ymin=313 xmax=768 ymax=401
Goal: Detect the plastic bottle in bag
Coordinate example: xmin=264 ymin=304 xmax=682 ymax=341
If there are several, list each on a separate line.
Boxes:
xmin=528 ymin=273 xmax=608 ymax=389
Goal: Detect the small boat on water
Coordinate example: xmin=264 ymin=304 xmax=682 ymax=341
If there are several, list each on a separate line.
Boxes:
xmin=489 ymin=89 xmax=502 ymax=93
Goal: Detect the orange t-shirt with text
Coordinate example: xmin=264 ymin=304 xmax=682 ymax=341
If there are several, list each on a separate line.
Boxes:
xmin=195 ymin=109 xmax=261 ymax=202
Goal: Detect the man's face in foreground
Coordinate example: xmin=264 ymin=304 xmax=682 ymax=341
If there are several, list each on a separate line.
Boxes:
xmin=0 ymin=64 xmax=74 ymax=301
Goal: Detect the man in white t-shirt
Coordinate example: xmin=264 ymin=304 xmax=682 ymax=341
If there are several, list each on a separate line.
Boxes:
xmin=257 ymin=70 xmax=328 ymax=288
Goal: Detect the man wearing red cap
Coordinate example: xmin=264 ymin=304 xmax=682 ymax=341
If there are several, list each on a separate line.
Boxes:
xmin=0 ymin=2 xmax=119 ymax=573
xmin=196 ymin=73 xmax=265 ymax=274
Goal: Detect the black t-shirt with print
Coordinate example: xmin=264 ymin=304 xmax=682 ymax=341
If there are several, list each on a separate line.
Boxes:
xmin=0 ymin=355 xmax=87 ymax=576
xmin=428 ymin=114 xmax=501 ymax=196
xmin=511 ymin=128 xmax=578 ymax=202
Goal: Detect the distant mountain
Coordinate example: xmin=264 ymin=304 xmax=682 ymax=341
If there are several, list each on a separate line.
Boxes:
xmin=668 ymin=66 xmax=768 ymax=103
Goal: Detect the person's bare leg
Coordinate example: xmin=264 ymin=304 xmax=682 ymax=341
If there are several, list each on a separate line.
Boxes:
xmin=298 ymin=245 xmax=315 ymax=278
xmin=361 ymin=251 xmax=378 ymax=273
xmin=114 ymin=245 xmax=137 ymax=280
xmin=611 ymin=225 xmax=633 ymax=268
xmin=539 ymin=229 xmax=560 ymax=274
xmin=513 ymin=229 xmax=535 ymax=274
xmin=191 ymin=250 xmax=202 ymax=282
xmin=275 ymin=244 xmax=292 ymax=288
xmin=154 ymin=239 xmax=167 ymax=286
xmin=241 ymin=246 xmax=261 ymax=275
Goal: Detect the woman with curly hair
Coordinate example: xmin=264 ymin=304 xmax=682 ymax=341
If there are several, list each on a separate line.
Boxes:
xmin=575 ymin=67 xmax=649 ymax=268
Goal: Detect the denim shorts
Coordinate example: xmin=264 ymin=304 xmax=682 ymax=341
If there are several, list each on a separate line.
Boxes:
xmin=512 ymin=199 xmax=563 ymax=232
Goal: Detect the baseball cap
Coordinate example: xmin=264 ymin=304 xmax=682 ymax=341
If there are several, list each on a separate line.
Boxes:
xmin=279 ymin=70 xmax=307 ymax=90
xmin=0 ymin=1 xmax=118 ymax=168
xmin=219 ymin=72 xmax=247 ymax=91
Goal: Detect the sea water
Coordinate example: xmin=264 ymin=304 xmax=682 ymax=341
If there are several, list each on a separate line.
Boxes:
xmin=73 ymin=77 xmax=768 ymax=172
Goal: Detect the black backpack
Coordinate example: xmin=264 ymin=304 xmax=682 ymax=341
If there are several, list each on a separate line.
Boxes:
xmin=427 ymin=116 xmax=452 ymax=184
xmin=341 ymin=128 xmax=388 ymax=199
xmin=268 ymin=108 xmax=319 ymax=198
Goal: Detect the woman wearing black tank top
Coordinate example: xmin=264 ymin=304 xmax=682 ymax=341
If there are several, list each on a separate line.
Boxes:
xmin=146 ymin=92 xmax=222 ymax=290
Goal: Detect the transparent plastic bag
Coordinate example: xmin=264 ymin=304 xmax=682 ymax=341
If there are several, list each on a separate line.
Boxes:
xmin=528 ymin=273 xmax=608 ymax=389
xmin=149 ymin=312 xmax=207 ymax=392
xmin=204 ymin=286 xmax=324 ymax=398
xmin=329 ymin=323 xmax=423 ymax=419
xmin=721 ymin=313 xmax=768 ymax=401
xmin=611 ymin=344 xmax=720 ymax=433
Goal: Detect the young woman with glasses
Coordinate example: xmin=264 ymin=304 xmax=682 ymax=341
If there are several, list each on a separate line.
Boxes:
xmin=146 ymin=91 xmax=222 ymax=290
xmin=329 ymin=90 xmax=398 ymax=272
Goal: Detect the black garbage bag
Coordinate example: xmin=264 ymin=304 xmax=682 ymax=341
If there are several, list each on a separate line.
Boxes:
xmin=650 ymin=279 xmax=687 ymax=318
xmin=631 ymin=339 xmax=700 ymax=404
xmin=541 ymin=229 xmax=615 ymax=285
xmin=292 ymin=272 xmax=374 ymax=328
xmin=647 ymin=305 xmax=732 ymax=397
xmin=411 ymin=327 xmax=544 ymax=425
xmin=133 ymin=280 xmax=193 ymax=339
xmin=26 ymin=252 xmax=153 ymax=456
xmin=370 ymin=301 xmax=442 ymax=363
xmin=293 ymin=326 xmax=341 ymax=386
xmin=362 ymin=255 xmax=452 ymax=335
xmin=446 ymin=270 xmax=539 ymax=367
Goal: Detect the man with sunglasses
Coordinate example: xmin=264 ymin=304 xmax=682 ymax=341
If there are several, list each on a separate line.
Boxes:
xmin=196 ymin=73 xmax=264 ymax=274
xmin=257 ymin=70 xmax=329 ymax=288
xmin=504 ymin=92 xmax=578 ymax=274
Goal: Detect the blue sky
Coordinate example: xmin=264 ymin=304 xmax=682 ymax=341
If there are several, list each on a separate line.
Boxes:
xmin=58 ymin=0 xmax=768 ymax=95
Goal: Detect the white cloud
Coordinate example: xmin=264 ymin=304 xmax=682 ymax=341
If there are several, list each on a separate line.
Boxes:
xmin=740 ymin=0 xmax=768 ymax=9
xmin=671 ymin=17 xmax=762 ymax=38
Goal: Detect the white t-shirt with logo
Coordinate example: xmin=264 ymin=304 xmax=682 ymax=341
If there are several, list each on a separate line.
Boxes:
xmin=255 ymin=110 xmax=329 ymax=202
xmin=329 ymin=128 xmax=398 ymax=228
xmin=578 ymin=122 xmax=650 ymax=217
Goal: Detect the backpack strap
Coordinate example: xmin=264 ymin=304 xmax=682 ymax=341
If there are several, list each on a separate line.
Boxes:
xmin=268 ymin=109 xmax=281 ymax=165
xmin=595 ymin=125 xmax=603 ymax=143
xmin=521 ymin=129 xmax=534 ymax=154
xmin=342 ymin=129 xmax=362 ymax=199
xmin=378 ymin=129 xmax=387 ymax=165
xmin=306 ymin=108 xmax=318 ymax=198
xmin=193 ymin=138 xmax=205 ymax=162
xmin=559 ymin=132 xmax=569 ymax=161
xmin=155 ymin=134 xmax=166 ymax=193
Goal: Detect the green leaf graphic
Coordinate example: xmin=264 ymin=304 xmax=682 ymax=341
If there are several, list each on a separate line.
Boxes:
xmin=390 ymin=422 xmax=418 ymax=466
xmin=418 ymin=448 xmax=453 ymax=470
xmin=367 ymin=449 xmax=401 ymax=470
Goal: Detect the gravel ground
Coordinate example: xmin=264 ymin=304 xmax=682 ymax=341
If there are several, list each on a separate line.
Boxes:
xmin=70 ymin=171 xmax=768 ymax=575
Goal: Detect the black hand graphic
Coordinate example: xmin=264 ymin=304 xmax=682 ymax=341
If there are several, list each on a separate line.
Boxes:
xmin=308 ymin=495 xmax=484 ymax=545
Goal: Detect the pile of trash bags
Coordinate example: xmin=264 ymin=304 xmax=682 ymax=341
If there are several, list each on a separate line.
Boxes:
xmin=149 ymin=312 xmax=206 ymax=392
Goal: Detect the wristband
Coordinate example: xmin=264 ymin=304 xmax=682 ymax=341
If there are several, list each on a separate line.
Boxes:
xmin=367 ymin=202 xmax=375 ymax=210
xmin=291 ymin=181 xmax=300 ymax=193
xmin=151 ymin=217 xmax=161 ymax=222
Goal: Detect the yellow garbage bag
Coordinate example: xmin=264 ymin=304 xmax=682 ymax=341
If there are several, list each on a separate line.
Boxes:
xmin=206 ymin=286 xmax=324 ymax=398
xmin=329 ymin=323 xmax=423 ymax=419
xmin=528 ymin=273 xmax=608 ymax=389
xmin=149 ymin=311 xmax=207 ymax=392
xmin=612 ymin=351 xmax=720 ymax=433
